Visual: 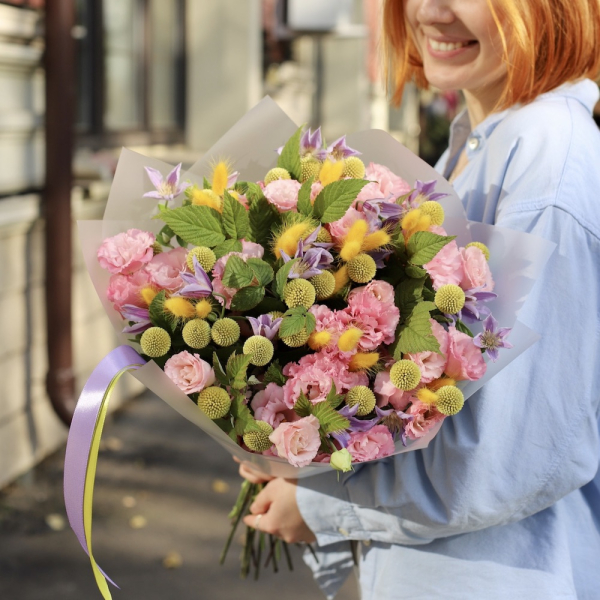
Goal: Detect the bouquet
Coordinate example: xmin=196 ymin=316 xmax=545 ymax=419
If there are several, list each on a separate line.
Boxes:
xmin=66 ymin=98 xmax=555 ymax=595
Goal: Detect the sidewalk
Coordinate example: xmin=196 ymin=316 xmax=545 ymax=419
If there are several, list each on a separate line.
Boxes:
xmin=0 ymin=391 xmax=359 ymax=600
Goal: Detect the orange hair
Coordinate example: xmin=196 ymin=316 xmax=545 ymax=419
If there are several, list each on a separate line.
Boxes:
xmin=383 ymin=0 xmax=600 ymax=110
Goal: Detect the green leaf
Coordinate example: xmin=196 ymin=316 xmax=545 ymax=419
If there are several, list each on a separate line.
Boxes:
xmin=395 ymin=278 xmax=426 ymax=318
xmin=305 ymin=311 xmax=316 ymax=335
xmin=226 ymin=352 xmax=252 ymax=390
xmin=312 ymin=179 xmax=369 ymax=223
xmin=293 ymin=392 xmax=312 ymax=418
xmin=222 ymin=255 xmax=255 ymax=288
xmin=455 ymin=319 xmax=474 ymax=338
xmin=222 ymin=191 xmax=250 ymax=240
xmin=203 ymin=176 xmax=212 ymax=189
xmin=277 ymin=126 xmax=303 ymax=180
xmin=263 ymin=361 xmax=287 ymax=386
xmin=407 ymin=232 xmax=456 ymax=266
xmin=148 ymin=291 xmax=172 ymax=332
xmin=248 ymin=196 xmax=279 ymax=246
xmin=213 ymin=238 xmax=243 ymax=259
xmin=326 ymin=380 xmax=344 ymax=409
xmin=275 ymin=258 xmax=299 ymax=299
xmin=243 ymin=181 xmax=266 ymax=204
xmin=159 ymin=205 xmax=225 ymax=248
xmin=246 ymin=258 xmax=274 ymax=286
xmin=231 ymin=392 xmax=254 ymax=435
xmin=230 ymin=286 xmax=265 ymax=311
xmin=312 ymin=402 xmax=350 ymax=435
xmin=279 ymin=307 xmax=307 ymax=338
xmin=254 ymin=296 xmax=287 ymax=315
xmin=297 ymin=177 xmax=314 ymax=216
xmin=397 ymin=301 xmax=441 ymax=354
xmin=212 ymin=352 xmax=228 ymax=386
xmin=406 ymin=265 xmax=427 ymax=279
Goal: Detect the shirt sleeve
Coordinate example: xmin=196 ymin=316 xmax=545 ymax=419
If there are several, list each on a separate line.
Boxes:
xmin=297 ymin=205 xmax=600 ymax=547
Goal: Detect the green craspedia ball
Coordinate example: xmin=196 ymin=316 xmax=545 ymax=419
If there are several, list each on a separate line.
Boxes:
xmin=435 ymin=386 xmax=465 ymax=416
xmin=264 ymin=167 xmax=291 ymax=184
xmin=197 ymin=386 xmax=231 ymax=419
xmin=465 ymin=241 xmax=490 ymax=261
xmin=419 ymin=201 xmax=445 ymax=226
xmin=186 ymin=246 xmax=216 ymax=273
xmin=390 ymin=360 xmax=421 ymax=391
xmin=347 ymin=253 xmax=377 ymax=283
xmin=182 ymin=319 xmax=211 ymax=349
xmin=243 ymin=335 xmax=274 ymax=366
xmin=300 ymin=156 xmax=322 ymax=183
xmin=211 ymin=318 xmax=241 ymax=347
xmin=283 ymin=278 xmax=316 ymax=309
xmin=140 ymin=327 xmax=171 ymax=357
xmin=310 ymin=271 xmax=336 ymax=300
xmin=268 ymin=311 xmax=285 ymax=320
xmin=315 ymin=228 xmax=332 ymax=243
xmin=243 ymin=421 xmax=274 ymax=452
xmin=341 ymin=156 xmax=366 ymax=179
xmin=345 ymin=386 xmax=377 ymax=416
xmin=281 ymin=328 xmax=309 ymax=348
xmin=435 ymin=284 xmax=466 ymax=315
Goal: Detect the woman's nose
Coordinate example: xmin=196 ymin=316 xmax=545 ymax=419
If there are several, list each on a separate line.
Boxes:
xmin=414 ymin=0 xmax=455 ymax=25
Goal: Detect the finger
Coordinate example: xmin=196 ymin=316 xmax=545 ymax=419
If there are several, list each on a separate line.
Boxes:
xmin=248 ymin=484 xmax=274 ymax=515
xmin=238 ymin=462 xmax=273 ymax=484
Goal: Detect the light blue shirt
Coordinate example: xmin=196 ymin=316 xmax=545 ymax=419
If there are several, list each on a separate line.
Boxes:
xmin=297 ymin=79 xmax=600 ymax=600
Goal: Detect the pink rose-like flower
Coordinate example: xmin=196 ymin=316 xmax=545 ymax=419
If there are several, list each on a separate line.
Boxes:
xmin=445 ymin=326 xmax=487 ymax=381
xmin=373 ymin=371 xmax=415 ymax=410
xmin=346 ymin=425 xmax=396 ymax=462
xmin=251 ymin=383 xmax=298 ymax=428
xmin=240 ymin=239 xmax=265 ymax=259
xmin=311 ymin=182 xmax=324 ymax=202
xmin=404 ymin=400 xmax=445 ymax=440
xmin=145 ymin=247 xmax=187 ymax=291
xmin=407 ymin=319 xmax=449 ymax=383
xmin=460 ymin=246 xmax=494 ymax=292
xmin=164 ymin=351 xmax=216 ymax=394
xmin=363 ymin=162 xmax=412 ymax=200
xmin=269 ymin=415 xmax=321 ymax=467
xmin=97 ymin=229 xmax=155 ymax=275
xmin=263 ymin=179 xmax=302 ymax=212
xmin=424 ymin=240 xmax=464 ymax=290
xmin=107 ymin=269 xmax=152 ymax=312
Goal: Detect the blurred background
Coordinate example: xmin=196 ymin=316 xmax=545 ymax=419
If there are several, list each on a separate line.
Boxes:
xmin=0 ymin=0 xmax=598 ymax=598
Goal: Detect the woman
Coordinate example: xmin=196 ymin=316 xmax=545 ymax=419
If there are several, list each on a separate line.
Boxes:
xmin=241 ymin=1 xmax=600 ymax=598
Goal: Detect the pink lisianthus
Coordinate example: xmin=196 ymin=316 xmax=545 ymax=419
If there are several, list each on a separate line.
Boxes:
xmin=346 ymin=425 xmax=396 ymax=462
xmin=107 ymin=269 xmax=152 ymax=312
xmin=407 ymin=319 xmax=449 ymax=383
xmin=311 ymin=182 xmax=324 ymax=202
xmin=269 ymin=415 xmax=321 ymax=467
xmin=373 ymin=371 xmax=415 ymax=410
xmin=263 ymin=179 xmax=302 ymax=212
xmin=97 ymin=228 xmax=155 ymax=275
xmin=240 ymin=239 xmax=265 ymax=259
xmin=308 ymin=305 xmax=351 ymax=355
xmin=164 ymin=351 xmax=216 ymax=395
xmin=283 ymin=353 xmax=368 ymax=408
xmin=362 ymin=162 xmax=411 ymax=201
xmin=404 ymin=400 xmax=445 ymax=440
xmin=460 ymin=246 xmax=494 ymax=292
xmin=145 ymin=247 xmax=188 ymax=291
xmin=445 ymin=326 xmax=487 ymax=381
xmin=424 ymin=239 xmax=464 ymax=290
xmin=251 ymin=383 xmax=298 ymax=428
xmin=328 ymin=207 xmax=376 ymax=245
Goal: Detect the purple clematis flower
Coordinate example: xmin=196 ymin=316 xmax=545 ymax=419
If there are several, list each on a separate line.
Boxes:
xmin=176 ymin=256 xmax=213 ymax=298
xmin=473 ymin=313 xmax=513 ymax=361
xmin=121 ymin=304 xmax=151 ymax=334
xmin=375 ymin=406 xmax=414 ymax=446
xmin=459 ymin=288 xmax=498 ymax=323
xmin=326 ymin=135 xmax=361 ymax=161
xmin=300 ymin=127 xmax=328 ymax=160
xmin=280 ymin=226 xmax=334 ymax=279
xmin=407 ymin=179 xmax=448 ymax=206
xmin=143 ymin=163 xmax=190 ymax=201
xmin=247 ymin=314 xmax=282 ymax=341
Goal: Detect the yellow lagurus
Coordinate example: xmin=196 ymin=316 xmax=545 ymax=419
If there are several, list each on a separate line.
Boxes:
xmin=211 ymin=160 xmax=233 ymax=196
xmin=340 ymin=219 xmax=369 ymax=262
xmin=190 ymin=187 xmax=222 ymax=212
xmin=164 ymin=297 xmax=196 ymax=320
xmin=273 ymin=221 xmax=312 ymax=259
xmin=338 ymin=327 xmax=363 ymax=352
xmin=318 ymin=160 xmax=345 ymax=186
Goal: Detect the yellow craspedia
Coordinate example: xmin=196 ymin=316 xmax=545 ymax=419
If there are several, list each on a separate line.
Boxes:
xmin=332 ymin=265 xmax=350 ymax=295
xmin=466 ymin=241 xmax=490 ymax=261
xmin=316 ymin=228 xmax=332 ymax=243
xmin=264 ymin=167 xmax=291 ymax=184
xmin=340 ymin=219 xmax=369 ymax=262
xmin=164 ymin=297 xmax=196 ymax=320
xmin=243 ymin=336 xmax=274 ymax=366
xmin=283 ymin=279 xmax=316 ymax=309
xmin=273 ymin=221 xmax=312 ymax=259
xmin=419 ymin=201 xmax=445 ymax=226
xmin=198 ymin=386 xmax=231 ymax=420
xmin=308 ymin=330 xmax=332 ymax=351
xmin=300 ymin=156 xmax=322 ymax=183
xmin=338 ymin=327 xmax=363 ymax=352
xmin=361 ymin=229 xmax=391 ymax=252
xmin=319 ymin=159 xmax=345 ymax=186
xmin=140 ymin=327 xmax=171 ymax=357
xmin=182 ymin=319 xmax=211 ymax=349
xmin=341 ymin=156 xmax=366 ymax=179
xmin=141 ymin=286 xmax=158 ymax=306
xmin=243 ymin=421 xmax=274 ymax=452
xmin=211 ymin=161 xmax=232 ymax=196
xmin=195 ymin=298 xmax=213 ymax=319
xmin=310 ymin=271 xmax=336 ymax=300
xmin=347 ymin=254 xmax=377 ymax=283
xmin=281 ymin=328 xmax=309 ymax=347
xmin=190 ymin=187 xmax=222 ymax=212
xmin=389 ymin=360 xmax=421 ymax=391
xmin=268 ymin=311 xmax=284 ymax=320
xmin=435 ymin=386 xmax=465 ymax=416
xmin=186 ymin=246 xmax=216 ymax=273
xmin=348 ymin=352 xmax=380 ymax=372
xmin=435 ymin=284 xmax=466 ymax=315
xmin=345 ymin=386 xmax=376 ymax=416
xmin=211 ymin=318 xmax=240 ymax=347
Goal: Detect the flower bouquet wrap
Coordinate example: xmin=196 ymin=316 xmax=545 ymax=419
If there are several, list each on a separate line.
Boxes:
xmin=65 ymin=97 xmax=555 ymax=596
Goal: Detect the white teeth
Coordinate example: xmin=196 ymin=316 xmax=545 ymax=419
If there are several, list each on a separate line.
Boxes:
xmin=429 ymin=39 xmax=469 ymax=52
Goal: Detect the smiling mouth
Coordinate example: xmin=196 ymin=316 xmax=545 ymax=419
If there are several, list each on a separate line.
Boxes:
xmin=429 ymin=39 xmax=477 ymax=52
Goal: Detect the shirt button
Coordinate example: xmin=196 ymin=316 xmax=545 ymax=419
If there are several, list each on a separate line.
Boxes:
xmin=467 ymin=136 xmax=480 ymax=151
xmin=338 ymin=527 xmax=349 ymax=537
xmin=362 ymin=539 xmax=371 ymax=547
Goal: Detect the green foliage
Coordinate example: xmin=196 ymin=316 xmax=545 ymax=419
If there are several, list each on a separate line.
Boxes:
xmin=395 ymin=277 xmax=426 ymax=317
xmin=279 ymin=307 xmax=308 ymax=338
xmin=230 ymin=286 xmax=265 ymax=311
xmin=226 ymin=352 xmax=252 ymax=391
xmin=326 ymin=381 xmax=344 ymax=409
xmin=277 ymin=126 xmax=303 ymax=180
xmin=159 ymin=205 xmax=225 ymax=247
xmin=455 ymin=319 xmax=474 ymax=337
xmin=222 ymin=191 xmax=250 ymax=240
xmin=312 ymin=179 xmax=368 ymax=223
xmin=213 ymin=239 xmax=243 ymax=259
xmin=297 ymin=177 xmax=314 ymax=217
xmin=246 ymin=258 xmax=274 ymax=286
xmin=203 ymin=176 xmax=211 ymax=189
xmin=263 ymin=361 xmax=287 ymax=386
xmin=274 ymin=258 xmax=299 ymax=299
xmin=222 ymin=256 xmax=255 ymax=288
xmin=248 ymin=197 xmax=279 ymax=247
xmin=148 ymin=291 xmax=173 ymax=332
xmin=312 ymin=402 xmax=350 ymax=435
xmin=212 ymin=352 xmax=228 ymax=386
xmin=305 ymin=311 xmax=316 ymax=335
xmin=405 ymin=265 xmax=427 ymax=279
xmin=231 ymin=392 xmax=255 ymax=436
xmin=396 ymin=301 xmax=441 ymax=355
xmin=407 ymin=232 xmax=456 ymax=265
xmin=293 ymin=392 xmax=312 ymax=418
